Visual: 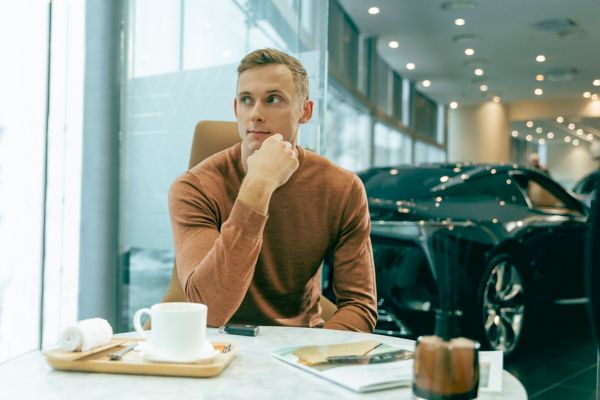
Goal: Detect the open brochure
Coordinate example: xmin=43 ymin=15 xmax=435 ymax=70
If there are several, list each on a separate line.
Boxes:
xmin=272 ymin=340 xmax=414 ymax=393
xmin=271 ymin=340 xmax=504 ymax=393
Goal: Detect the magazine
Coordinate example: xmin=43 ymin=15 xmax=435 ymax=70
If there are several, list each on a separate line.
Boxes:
xmin=271 ymin=340 xmax=504 ymax=394
xmin=271 ymin=340 xmax=414 ymax=393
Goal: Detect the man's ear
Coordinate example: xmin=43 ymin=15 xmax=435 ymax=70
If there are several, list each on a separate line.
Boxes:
xmin=298 ymin=100 xmax=314 ymax=124
xmin=233 ymin=97 xmax=238 ymax=118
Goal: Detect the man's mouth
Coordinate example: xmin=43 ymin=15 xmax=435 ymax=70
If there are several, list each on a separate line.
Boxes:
xmin=248 ymin=130 xmax=271 ymax=135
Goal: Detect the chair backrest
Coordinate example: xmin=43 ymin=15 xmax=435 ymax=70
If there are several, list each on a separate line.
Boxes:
xmin=161 ymin=121 xmax=240 ymax=305
xmin=188 ymin=120 xmax=240 ymax=168
xmin=161 ymin=120 xmax=337 ymax=321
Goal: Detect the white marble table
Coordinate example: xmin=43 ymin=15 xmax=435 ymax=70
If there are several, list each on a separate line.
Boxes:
xmin=0 ymin=326 xmax=527 ymax=400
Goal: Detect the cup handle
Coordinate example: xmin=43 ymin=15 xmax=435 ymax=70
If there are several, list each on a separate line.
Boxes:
xmin=133 ymin=308 xmax=151 ymax=339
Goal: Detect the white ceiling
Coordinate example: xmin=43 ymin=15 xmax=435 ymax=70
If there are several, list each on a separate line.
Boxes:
xmin=337 ymin=0 xmax=600 ymax=106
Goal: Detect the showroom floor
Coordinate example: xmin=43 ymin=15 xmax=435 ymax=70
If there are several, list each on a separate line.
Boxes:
xmin=504 ymin=306 xmax=599 ymax=399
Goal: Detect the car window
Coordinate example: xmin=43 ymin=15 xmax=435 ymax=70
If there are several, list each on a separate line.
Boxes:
xmin=581 ymin=175 xmax=598 ymax=194
xmin=512 ymin=173 xmax=584 ymax=216
xmin=362 ymin=168 xmax=469 ymax=201
xmin=443 ymin=173 xmax=528 ymax=206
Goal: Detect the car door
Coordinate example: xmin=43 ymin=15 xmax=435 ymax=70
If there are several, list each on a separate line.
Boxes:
xmin=511 ymin=171 xmax=588 ymax=301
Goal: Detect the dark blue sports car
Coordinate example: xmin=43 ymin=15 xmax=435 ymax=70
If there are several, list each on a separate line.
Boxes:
xmin=355 ymin=163 xmax=589 ymax=356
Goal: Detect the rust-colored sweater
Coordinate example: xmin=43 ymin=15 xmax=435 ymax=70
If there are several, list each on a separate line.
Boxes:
xmin=168 ymin=143 xmax=377 ymax=331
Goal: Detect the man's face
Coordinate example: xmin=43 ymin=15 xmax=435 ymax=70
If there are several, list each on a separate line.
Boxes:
xmin=234 ymin=64 xmax=313 ymax=155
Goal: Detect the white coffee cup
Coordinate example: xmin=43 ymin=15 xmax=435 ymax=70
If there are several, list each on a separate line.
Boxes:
xmin=133 ymin=302 xmax=207 ymax=360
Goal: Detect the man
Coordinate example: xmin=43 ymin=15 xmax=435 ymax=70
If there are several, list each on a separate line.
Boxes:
xmin=527 ymin=152 xmax=549 ymax=175
xmin=168 ymin=48 xmax=377 ymax=332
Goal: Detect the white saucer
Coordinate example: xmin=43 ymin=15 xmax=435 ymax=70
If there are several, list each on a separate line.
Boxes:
xmin=139 ymin=341 xmax=218 ymax=364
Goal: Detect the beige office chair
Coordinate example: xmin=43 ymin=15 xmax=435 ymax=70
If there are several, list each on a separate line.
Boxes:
xmin=161 ymin=120 xmax=337 ymax=322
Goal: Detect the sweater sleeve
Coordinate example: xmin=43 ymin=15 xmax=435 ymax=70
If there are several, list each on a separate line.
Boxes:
xmin=324 ymin=175 xmax=378 ymax=332
xmin=168 ymin=172 xmax=268 ymax=327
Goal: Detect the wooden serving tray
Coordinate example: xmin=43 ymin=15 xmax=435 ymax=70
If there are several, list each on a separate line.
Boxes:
xmin=43 ymin=338 xmax=237 ymax=378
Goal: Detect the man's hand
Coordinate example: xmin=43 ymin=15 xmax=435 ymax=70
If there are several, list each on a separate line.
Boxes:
xmin=246 ymin=134 xmax=299 ymax=190
xmin=238 ymin=134 xmax=299 ymax=214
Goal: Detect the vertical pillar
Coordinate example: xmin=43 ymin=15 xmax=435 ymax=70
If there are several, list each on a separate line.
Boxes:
xmin=447 ymin=102 xmax=510 ymax=163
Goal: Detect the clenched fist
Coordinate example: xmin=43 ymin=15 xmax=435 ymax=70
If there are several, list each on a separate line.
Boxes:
xmin=245 ymin=134 xmax=299 ymax=191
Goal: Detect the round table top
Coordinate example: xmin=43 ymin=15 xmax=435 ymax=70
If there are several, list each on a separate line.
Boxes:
xmin=0 ymin=326 xmax=527 ymax=400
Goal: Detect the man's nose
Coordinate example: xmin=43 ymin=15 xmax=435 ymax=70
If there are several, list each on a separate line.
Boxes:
xmin=251 ymin=102 xmax=265 ymax=122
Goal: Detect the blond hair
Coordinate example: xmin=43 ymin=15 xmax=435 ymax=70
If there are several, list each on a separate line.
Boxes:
xmin=237 ymin=48 xmax=309 ymax=100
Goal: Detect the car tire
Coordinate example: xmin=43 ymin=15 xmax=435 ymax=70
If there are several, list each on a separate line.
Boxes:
xmin=475 ymin=253 xmax=528 ymax=357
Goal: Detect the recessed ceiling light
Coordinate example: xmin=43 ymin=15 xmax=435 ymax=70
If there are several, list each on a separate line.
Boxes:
xmin=583 ymin=91 xmax=591 ymax=98
xmin=534 ymin=88 xmax=543 ymax=95
xmin=594 ymin=79 xmax=600 ymax=86
xmin=556 ymin=116 xmax=564 ymax=123
xmin=587 ymin=134 xmax=594 ymax=140
xmin=526 ymin=121 xmax=534 ymax=128
xmin=455 ymin=18 xmax=466 ymax=26
xmin=388 ymin=40 xmax=399 ymax=49
xmin=511 ymin=130 xmax=519 ymax=137
xmin=539 ymin=138 xmax=545 ymax=145
xmin=592 ymin=94 xmax=599 ymax=100
xmin=526 ymin=134 xmax=533 ymax=141
xmin=368 ymin=6 xmax=380 ymax=15
xmin=536 ymin=127 xmax=543 ymax=133
xmin=474 ymin=68 xmax=484 ymax=76
xmin=449 ymin=101 xmax=459 ymax=109
xmin=568 ymin=123 xmax=576 ymax=130
xmin=422 ymin=80 xmax=431 ymax=87
xmin=577 ymin=128 xmax=584 ymax=135
xmin=536 ymin=74 xmax=545 ymax=81
xmin=492 ymin=96 xmax=501 ymax=103
xmin=406 ymin=62 xmax=415 ymax=70
xmin=573 ymin=139 xmax=579 ymax=146
xmin=536 ymin=55 xmax=546 ymax=62
xmin=464 ymin=48 xmax=475 ymax=56
xmin=480 ymin=84 xmax=488 ymax=92
xmin=565 ymin=136 xmax=572 ymax=143
xmin=547 ymin=132 xmax=554 ymax=139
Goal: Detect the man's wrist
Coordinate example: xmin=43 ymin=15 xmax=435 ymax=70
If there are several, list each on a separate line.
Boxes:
xmin=243 ymin=172 xmax=279 ymax=194
xmin=238 ymin=174 xmax=277 ymax=214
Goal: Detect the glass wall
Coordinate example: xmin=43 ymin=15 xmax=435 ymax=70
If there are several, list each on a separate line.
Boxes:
xmin=415 ymin=140 xmax=446 ymax=163
xmin=373 ymin=122 xmax=412 ymax=167
xmin=120 ymin=0 xmax=328 ymax=329
xmin=327 ymin=0 xmax=445 ymax=167
xmin=414 ymin=90 xmax=438 ymax=140
xmin=328 ymin=0 xmax=359 ymax=86
xmin=324 ymin=83 xmax=371 ymax=171
xmin=0 ymin=1 xmax=49 ymax=362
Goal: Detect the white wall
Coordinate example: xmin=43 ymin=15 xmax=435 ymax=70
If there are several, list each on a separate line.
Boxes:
xmin=547 ymin=141 xmax=598 ymax=189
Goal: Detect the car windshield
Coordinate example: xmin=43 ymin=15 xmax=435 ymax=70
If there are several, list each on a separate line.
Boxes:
xmin=360 ymin=167 xmax=470 ymax=201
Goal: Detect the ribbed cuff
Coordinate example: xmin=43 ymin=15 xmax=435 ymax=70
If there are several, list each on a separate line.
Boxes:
xmin=228 ymin=199 xmax=269 ymax=239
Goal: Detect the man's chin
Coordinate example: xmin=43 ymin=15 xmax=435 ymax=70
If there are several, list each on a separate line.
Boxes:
xmin=248 ymin=136 xmax=269 ymax=150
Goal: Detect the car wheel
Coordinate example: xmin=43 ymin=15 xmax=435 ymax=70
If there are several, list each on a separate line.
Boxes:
xmin=477 ymin=253 xmax=527 ymax=357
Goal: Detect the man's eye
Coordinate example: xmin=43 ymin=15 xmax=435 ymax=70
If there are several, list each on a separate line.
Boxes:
xmin=240 ymin=96 xmax=253 ymax=105
xmin=267 ymin=96 xmax=282 ymax=104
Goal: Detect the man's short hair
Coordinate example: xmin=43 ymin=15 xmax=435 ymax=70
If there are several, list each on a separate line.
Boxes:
xmin=237 ymin=48 xmax=309 ymax=100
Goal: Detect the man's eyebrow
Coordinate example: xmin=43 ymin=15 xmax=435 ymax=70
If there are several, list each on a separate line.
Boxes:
xmin=238 ymin=89 xmax=286 ymax=96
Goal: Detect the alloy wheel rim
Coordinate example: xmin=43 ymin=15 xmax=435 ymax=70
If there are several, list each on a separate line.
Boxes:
xmin=482 ymin=260 xmax=525 ymax=354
